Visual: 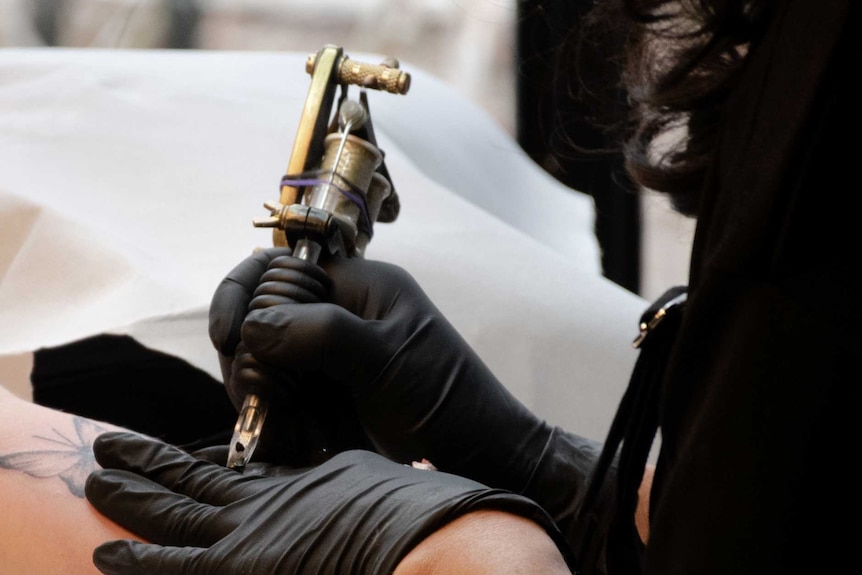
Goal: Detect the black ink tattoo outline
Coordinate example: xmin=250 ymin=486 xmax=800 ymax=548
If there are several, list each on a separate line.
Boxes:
xmin=0 ymin=416 xmax=108 ymax=498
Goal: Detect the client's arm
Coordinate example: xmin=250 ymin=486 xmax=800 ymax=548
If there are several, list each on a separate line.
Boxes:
xmin=88 ymin=432 xmax=577 ymax=575
xmin=1 ymin=383 xmax=572 ymax=575
xmin=0 ymin=384 xmax=143 ymax=574
xmin=395 ymin=509 xmax=572 ymax=575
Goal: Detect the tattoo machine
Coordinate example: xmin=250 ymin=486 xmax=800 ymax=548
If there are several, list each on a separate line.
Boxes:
xmin=226 ymin=45 xmax=411 ymax=471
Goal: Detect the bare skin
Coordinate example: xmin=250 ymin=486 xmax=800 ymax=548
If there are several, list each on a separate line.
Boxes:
xmin=395 ymin=510 xmax=573 ymax=575
xmin=0 ymin=384 xmax=143 ymax=574
xmin=400 ymin=463 xmax=655 ymax=573
xmin=637 ymin=464 xmax=655 ymax=543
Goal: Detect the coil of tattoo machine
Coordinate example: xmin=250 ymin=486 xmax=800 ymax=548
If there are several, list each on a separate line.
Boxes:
xmin=227 ymin=45 xmax=410 ymax=471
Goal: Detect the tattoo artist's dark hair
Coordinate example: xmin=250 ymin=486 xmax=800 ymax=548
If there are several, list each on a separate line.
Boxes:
xmin=581 ymin=0 xmax=769 ymax=216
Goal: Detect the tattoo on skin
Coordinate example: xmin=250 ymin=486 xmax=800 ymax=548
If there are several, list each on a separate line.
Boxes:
xmin=0 ymin=416 xmax=108 ymax=498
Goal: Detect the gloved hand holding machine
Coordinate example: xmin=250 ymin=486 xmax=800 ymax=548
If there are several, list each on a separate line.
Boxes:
xmin=206 ymin=44 xmax=615 ymax=553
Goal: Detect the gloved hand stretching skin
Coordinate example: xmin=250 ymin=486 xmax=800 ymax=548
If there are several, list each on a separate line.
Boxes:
xmin=85 ymin=432 xmax=575 ymax=575
xmin=209 ymin=249 xmax=615 ymax=555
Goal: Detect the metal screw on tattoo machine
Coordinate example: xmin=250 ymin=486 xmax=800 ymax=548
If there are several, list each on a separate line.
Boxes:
xmin=226 ymin=45 xmax=410 ymax=472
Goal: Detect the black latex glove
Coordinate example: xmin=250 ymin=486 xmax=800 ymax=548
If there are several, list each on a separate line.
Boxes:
xmin=86 ymin=432 xmax=574 ymax=574
xmin=209 ymin=249 xmax=614 ymax=553
xmin=210 ymin=247 xmax=372 ymax=464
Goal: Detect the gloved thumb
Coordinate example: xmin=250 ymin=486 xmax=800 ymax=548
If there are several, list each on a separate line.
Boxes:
xmin=209 ymin=248 xmax=291 ymax=357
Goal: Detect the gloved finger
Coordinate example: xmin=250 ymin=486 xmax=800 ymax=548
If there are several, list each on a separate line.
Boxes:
xmin=317 ymin=256 xmax=425 ymax=317
xmin=209 ymin=247 xmax=292 ymax=356
xmin=93 ymin=540 xmax=207 ymax=575
xmin=86 ymin=469 xmax=225 ymax=547
xmin=241 ymin=303 xmax=394 ymax=383
xmin=91 ymin=433 xmax=250 ymax=506
xmin=190 ymin=445 xmax=229 ymax=466
xmin=249 ymin=254 xmax=331 ymax=310
xmin=227 ymin=341 xmax=286 ymax=406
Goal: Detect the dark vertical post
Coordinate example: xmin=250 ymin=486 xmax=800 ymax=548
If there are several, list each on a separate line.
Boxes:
xmin=164 ymin=0 xmax=202 ymax=49
xmin=32 ymin=0 xmax=63 ymax=45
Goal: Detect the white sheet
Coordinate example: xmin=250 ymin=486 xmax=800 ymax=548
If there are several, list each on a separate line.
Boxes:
xmin=0 ymin=48 xmax=646 ymax=440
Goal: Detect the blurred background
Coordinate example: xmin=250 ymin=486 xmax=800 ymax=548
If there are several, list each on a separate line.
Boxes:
xmin=0 ymin=0 xmax=694 ymax=300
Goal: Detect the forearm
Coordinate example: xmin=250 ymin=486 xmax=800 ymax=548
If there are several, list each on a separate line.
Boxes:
xmin=636 ymin=464 xmax=654 ymax=544
xmin=394 ymin=510 xmax=572 ymax=575
xmin=0 ymin=385 xmax=143 ymax=574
